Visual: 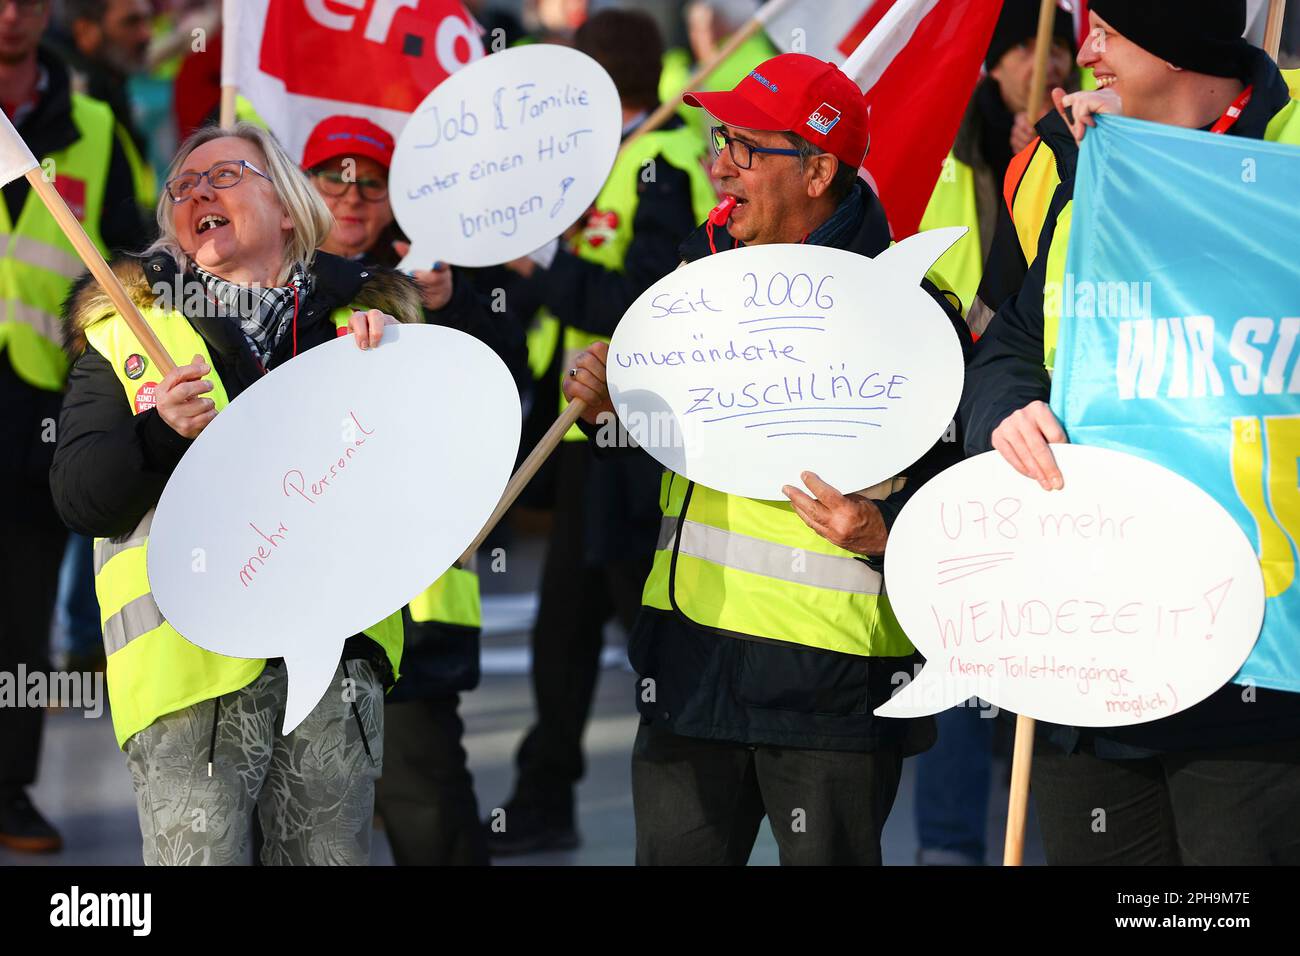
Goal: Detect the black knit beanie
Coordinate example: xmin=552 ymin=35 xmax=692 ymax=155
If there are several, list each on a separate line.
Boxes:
xmin=985 ymin=0 xmax=1077 ymax=72
xmin=1089 ymin=0 xmax=1253 ymax=78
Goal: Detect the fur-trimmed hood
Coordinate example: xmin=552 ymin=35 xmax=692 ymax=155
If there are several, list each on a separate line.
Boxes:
xmin=63 ymin=251 xmax=424 ymax=359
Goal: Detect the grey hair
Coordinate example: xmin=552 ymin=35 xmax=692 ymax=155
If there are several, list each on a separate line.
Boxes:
xmin=144 ymin=122 xmax=334 ymax=284
xmin=783 ymin=131 xmax=860 ymax=202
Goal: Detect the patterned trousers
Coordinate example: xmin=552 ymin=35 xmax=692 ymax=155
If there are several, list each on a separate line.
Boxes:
xmin=124 ymin=659 xmax=383 ymax=865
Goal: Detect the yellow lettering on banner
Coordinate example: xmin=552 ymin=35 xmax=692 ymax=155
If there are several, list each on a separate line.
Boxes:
xmin=1231 ymin=415 xmax=1299 ymax=598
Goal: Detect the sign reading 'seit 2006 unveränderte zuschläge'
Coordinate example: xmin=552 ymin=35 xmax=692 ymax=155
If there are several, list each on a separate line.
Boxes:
xmin=389 ymin=44 xmax=621 ymax=268
xmin=607 ymin=230 xmax=968 ymax=501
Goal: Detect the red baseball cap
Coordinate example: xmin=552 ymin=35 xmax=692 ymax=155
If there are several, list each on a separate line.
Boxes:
xmin=683 ymin=53 xmax=869 ymax=169
xmin=301 ymin=115 xmax=395 ymax=171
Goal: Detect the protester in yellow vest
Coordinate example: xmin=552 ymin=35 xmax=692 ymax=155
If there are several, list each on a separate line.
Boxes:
xmin=920 ymin=0 xmax=1077 ymax=328
xmin=486 ymin=9 xmax=718 ymax=856
xmin=49 ymin=123 xmax=416 ymax=866
xmin=301 ymin=114 xmax=527 ymax=866
xmin=961 ymin=0 xmax=1300 ymax=865
xmin=0 ymin=1 xmax=146 ymax=854
xmin=660 ymin=0 xmax=779 ymax=152
xmin=562 ymin=53 xmax=971 ymax=865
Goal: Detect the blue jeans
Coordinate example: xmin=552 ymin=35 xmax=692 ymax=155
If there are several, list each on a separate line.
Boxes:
xmin=914 ymin=702 xmax=996 ymax=864
xmin=56 ymin=534 xmax=101 ymax=660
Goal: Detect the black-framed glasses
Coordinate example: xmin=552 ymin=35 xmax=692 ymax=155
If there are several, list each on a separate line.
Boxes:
xmin=165 ymin=159 xmax=272 ymax=204
xmin=311 ymin=168 xmax=389 ymax=203
xmin=711 ymin=126 xmax=803 ymax=170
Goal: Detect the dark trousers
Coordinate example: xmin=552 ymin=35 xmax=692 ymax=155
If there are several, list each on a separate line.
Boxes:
xmin=631 ymin=720 xmax=904 ymax=865
xmin=511 ymin=442 xmax=647 ymax=815
xmin=0 ymin=519 xmax=67 ymax=790
xmin=375 ymin=695 xmax=489 ymax=865
xmin=1031 ymin=736 xmax=1300 ymax=865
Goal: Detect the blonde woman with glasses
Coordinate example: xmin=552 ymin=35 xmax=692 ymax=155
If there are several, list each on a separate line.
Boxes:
xmin=50 ymin=123 xmax=422 ymax=866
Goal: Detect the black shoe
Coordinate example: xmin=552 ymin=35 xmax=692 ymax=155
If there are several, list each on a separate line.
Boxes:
xmin=483 ymin=804 xmax=580 ymax=856
xmin=0 ymin=789 xmax=63 ymax=853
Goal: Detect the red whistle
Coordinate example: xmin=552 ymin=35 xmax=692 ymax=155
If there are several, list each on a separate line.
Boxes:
xmin=708 ymin=195 xmax=737 ymax=226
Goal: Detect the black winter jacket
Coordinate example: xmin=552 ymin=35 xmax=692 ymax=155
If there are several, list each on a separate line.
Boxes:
xmin=51 ymin=251 xmax=423 ymax=676
xmin=627 ymin=179 xmax=973 ymax=752
xmin=959 ymin=48 xmax=1300 ymax=757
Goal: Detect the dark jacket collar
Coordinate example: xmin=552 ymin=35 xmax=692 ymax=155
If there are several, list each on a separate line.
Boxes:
xmin=678 ymin=178 xmax=892 ymax=263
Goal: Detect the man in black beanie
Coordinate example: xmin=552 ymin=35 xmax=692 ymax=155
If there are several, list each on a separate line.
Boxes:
xmin=961 ymin=0 xmax=1300 ymax=864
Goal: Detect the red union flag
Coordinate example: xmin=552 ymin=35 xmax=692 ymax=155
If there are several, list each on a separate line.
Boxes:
xmin=224 ymin=0 xmax=485 ymax=160
xmin=765 ymin=0 xmax=1003 ymax=238
xmin=259 ymin=0 xmax=482 ymax=112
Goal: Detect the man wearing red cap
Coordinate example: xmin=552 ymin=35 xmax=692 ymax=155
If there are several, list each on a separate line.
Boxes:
xmin=564 ymin=53 xmax=970 ymax=865
xmin=961 ymin=0 xmax=1300 ymax=864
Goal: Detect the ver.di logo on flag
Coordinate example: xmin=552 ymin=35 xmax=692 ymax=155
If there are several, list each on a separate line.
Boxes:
xmin=807 ymin=102 xmax=841 ymax=135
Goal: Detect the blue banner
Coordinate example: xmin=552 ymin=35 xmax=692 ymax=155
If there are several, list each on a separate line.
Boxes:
xmin=1052 ymin=115 xmax=1300 ymax=693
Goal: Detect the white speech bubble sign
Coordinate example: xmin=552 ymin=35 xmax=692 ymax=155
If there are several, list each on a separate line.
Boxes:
xmin=147 ymin=325 xmax=520 ymax=734
xmin=388 ymin=45 xmax=621 ymax=268
xmin=605 ymin=231 xmax=967 ymax=500
xmin=875 ymin=445 xmax=1266 ymax=726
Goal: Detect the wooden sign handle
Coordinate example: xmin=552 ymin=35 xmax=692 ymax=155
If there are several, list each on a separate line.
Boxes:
xmin=1026 ymin=0 xmax=1059 ymax=123
xmin=1265 ymin=0 xmax=1288 ymax=60
xmin=25 ymin=168 xmax=176 ymax=377
xmin=1002 ymin=713 xmax=1036 ymax=866
xmin=458 ymin=399 xmax=587 ymax=564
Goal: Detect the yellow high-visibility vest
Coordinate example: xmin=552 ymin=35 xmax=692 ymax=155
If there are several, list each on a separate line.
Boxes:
xmin=642 ymin=470 xmax=915 ymax=658
xmin=84 ymin=294 xmax=403 ymax=748
xmin=0 ymin=93 xmax=114 ymax=391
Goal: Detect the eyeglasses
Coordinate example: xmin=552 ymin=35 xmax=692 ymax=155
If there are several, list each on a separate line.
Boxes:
xmin=311 ymin=168 xmax=389 ymax=203
xmin=165 ymin=159 xmax=272 ymax=204
xmin=711 ymin=126 xmax=803 ymax=170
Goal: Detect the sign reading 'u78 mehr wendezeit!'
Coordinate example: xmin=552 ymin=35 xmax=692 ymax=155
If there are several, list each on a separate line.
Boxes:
xmin=605 ymin=229 xmax=968 ymax=500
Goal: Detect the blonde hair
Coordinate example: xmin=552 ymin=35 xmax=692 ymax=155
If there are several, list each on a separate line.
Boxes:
xmin=144 ymin=122 xmax=334 ymax=284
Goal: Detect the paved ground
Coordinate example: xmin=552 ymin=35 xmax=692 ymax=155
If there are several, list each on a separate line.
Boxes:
xmin=3 ymin=527 xmax=1045 ymax=866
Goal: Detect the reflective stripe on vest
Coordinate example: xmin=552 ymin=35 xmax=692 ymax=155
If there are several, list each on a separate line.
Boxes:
xmin=84 ymin=296 xmax=403 ymax=747
xmin=658 ymin=517 xmax=883 ymax=594
xmin=642 ymin=473 xmax=915 ymax=658
xmin=542 ymin=125 xmax=718 ymax=440
xmin=1005 ymin=139 xmax=1060 ymax=267
xmin=919 ymin=152 xmax=982 ymax=320
xmin=0 ymin=93 xmax=112 ymax=391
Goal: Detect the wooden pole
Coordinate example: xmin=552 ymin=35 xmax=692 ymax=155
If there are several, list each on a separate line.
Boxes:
xmin=219 ymin=0 xmax=238 ymax=129
xmin=1003 ymin=713 xmax=1036 ymax=866
xmin=25 ymin=169 xmax=176 ymax=376
xmin=219 ymin=85 xmax=238 ymax=130
xmin=458 ymin=399 xmax=587 ymax=564
xmin=618 ymin=0 xmax=795 ymax=156
xmin=1265 ymin=0 xmax=1287 ymax=60
xmin=1026 ymin=0 xmax=1059 ymax=122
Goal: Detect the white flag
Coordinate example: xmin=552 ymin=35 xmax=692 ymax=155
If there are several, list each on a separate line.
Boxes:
xmin=0 ymin=107 xmax=39 ymax=188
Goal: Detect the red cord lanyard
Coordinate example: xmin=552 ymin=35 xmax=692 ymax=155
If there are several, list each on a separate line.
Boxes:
xmin=1210 ymin=85 xmax=1253 ymax=135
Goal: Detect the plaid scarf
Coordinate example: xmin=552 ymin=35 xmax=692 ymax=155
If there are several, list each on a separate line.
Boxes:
xmin=192 ymin=263 xmax=310 ymax=366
